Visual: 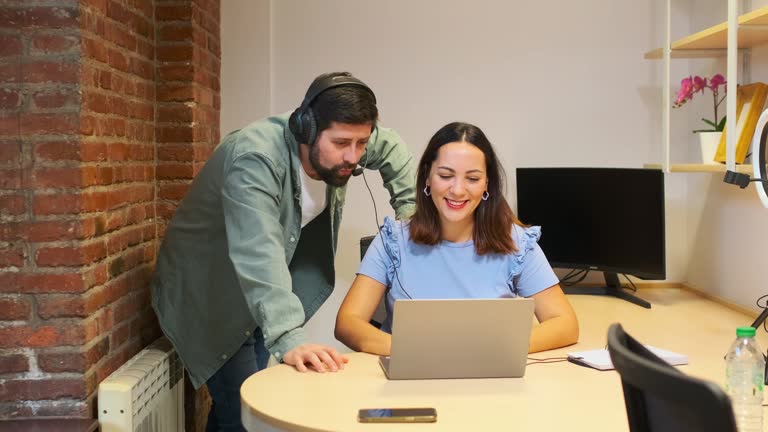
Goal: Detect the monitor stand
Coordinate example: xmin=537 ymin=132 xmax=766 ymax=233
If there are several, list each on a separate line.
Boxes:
xmin=561 ymin=272 xmax=651 ymax=309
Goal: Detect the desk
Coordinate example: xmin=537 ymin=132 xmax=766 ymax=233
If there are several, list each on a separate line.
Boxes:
xmin=241 ymin=288 xmax=766 ymax=431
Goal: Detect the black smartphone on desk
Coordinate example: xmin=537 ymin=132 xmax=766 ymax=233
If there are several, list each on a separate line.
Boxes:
xmin=357 ymin=408 xmax=437 ymax=423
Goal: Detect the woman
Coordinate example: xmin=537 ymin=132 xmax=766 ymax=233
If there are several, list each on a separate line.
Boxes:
xmin=335 ymin=122 xmax=578 ymax=355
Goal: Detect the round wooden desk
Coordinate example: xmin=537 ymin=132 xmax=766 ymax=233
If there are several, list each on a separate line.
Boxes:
xmin=241 ymin=289 xmax=765 ymax=431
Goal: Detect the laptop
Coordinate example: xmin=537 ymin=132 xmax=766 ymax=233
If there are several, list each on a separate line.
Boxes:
xmin=378 ymin=298 xmax=535 ymax=380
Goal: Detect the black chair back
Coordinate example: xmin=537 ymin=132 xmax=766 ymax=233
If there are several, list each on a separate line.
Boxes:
xmin=607 ymin=323 xmax=737 ymax=432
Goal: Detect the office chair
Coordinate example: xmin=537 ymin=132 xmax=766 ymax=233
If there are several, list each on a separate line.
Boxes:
xmin=606 ymin=323 xmax=737 ymax=432
xmin=360 ymin=235 xmax=383 ymax=329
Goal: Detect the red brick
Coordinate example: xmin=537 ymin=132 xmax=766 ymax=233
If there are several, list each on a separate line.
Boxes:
xmin=22 ymin=61 xmax=78 ymax=84
xmin=0 ymin=354 xmax=28 ymax=374
xmin=0 ymin=35 xmax=22 ymax=57
xmin=20 ymin=112 xmax=78 ymax=135
xmin=33 ymin=191 xmax=109 ymax=215
xmin=157 ymin=63 xmax=193 ymax=81
xmin=0 ymin=113 xmax=21 ymax=136
xmin=157 ymin=104 xmax=192 ymax=123
xmin=37 ymin=294 xmax=85 ymax=318
xmin=37 ymin=350 xmax=84 ymax=373
xmin=0 ymin=246 xmax=25 ymax=267
xmin=82 ymin=90 xmax=108 ymax=114
xmin=0 ymin=378 xmax=85 ymax=402
xmin=36 ymin=241 xmax=108 ymax=267
xmin=0 ymin=323 xmax=86 ymax=348
xmin=0 ymin=400 xmax=91 ymax=418
xmin=156 ymin=163 xmax=193 ymax=180
xmin=129 ymin=57 xmax=153 ymax=80
xmin=0 ymin=271 xmax=85 ymax=294
xmin=30 ymin=35 xmax=79 ymax=55
xmin=31 ymin=88 xmax=78 ymax=109
xmin=38 ymin=338 xmax=108 ymax=373
xmin=0 ymin=168 xmax=23 ymax=189
xmin=82 ymin=37 xmax=108 ymax=64
xmin=157 ymin=84 xmax=194 ymax=102
xmin=159 ymin=22 xmax=192 ymax=42
xmin=0 ymin=88 xmax=21 ymax=109
xmin=156 ymin=4 xmax=192 ymax=21
xmin=32 ymin=166 xmax=113 ymax=188
xmin=0 ymin=296 xmax=31 ymax=320
xmin=11 ymin=219 xmax=95 ymax=242
xmin=107 ymin=49 xmax=128 ymax=72
xmin=158 ymin=183 xmax=189 ymax=201
xmin=0 ymin=195 xmax=26 ymax=216
xmin=105 ymin=25 xmax=136 ymax=52
xmin=157 ymin=125 xmax=193 ymax=143
xmin=157 ymin=45 xmax=193 ymax=62
xmin=34 ymin=140 xmax=107 ymax=162
xmin=0 ymin=141 xmax=20 ymax=163
xmin=18 ymin=7 xmax=79 ymax=29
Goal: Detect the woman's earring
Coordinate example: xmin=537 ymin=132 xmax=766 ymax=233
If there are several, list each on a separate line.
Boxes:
xmin=423 ymin=185 xmax=431 ymax=196
xmin=482 ymin=191 xmax=489 ymax=201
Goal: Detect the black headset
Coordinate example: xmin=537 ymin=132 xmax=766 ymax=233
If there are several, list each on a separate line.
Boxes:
xmin=289 ymin=72 xmax=377 ymax=146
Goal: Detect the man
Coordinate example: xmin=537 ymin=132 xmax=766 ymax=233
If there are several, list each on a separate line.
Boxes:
xmin=150 ymin=72 xmax=416 ymax=431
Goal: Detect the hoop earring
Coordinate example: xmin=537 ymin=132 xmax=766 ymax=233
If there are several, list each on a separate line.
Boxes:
xmin=482 ymin=191 xmax=489 ymax=201
xmin=423 ymin=186 xmax=431 ymax=196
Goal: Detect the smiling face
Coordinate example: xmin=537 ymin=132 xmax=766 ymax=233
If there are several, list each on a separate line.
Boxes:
xmin=426 ymin=141 xmax=488 ymax=236
xmin=302 ymin=121 xmax=372 ymax=186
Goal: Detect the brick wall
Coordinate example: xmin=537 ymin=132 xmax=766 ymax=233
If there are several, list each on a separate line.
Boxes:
xmin=0 ymin=0 xmax=220 ymax=425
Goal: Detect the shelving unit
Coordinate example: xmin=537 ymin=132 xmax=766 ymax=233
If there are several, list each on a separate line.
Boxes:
xmin=645 ymin=6 xmax=768 ymax=59
xmin=642 ymin=163 xmax=752 ymax=174
xmin=646 ymin=2 xmax=768 ymax=175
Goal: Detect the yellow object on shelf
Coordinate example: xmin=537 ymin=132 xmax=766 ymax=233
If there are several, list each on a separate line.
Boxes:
xmin=714 ymin=83 xmax=768 ymax=163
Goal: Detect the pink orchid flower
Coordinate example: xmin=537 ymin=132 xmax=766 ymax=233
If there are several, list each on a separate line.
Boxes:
xmin=709 ymin=73 xmax=726 ymax=91
xmin=692 ymin=76 xmax=707 ymax=93
xmin=672 ymin=73 xmax=727 ymax=132
xmin=674 ymin=76 xmax=694 ymax=106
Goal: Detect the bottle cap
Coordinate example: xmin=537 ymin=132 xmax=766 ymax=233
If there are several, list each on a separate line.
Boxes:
xmin=736 ymin=326 xmax=756 ymax=337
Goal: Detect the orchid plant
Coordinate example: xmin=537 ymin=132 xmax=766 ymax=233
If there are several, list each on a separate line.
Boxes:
xmin=673 ymin=73 xmax=727 ymax=133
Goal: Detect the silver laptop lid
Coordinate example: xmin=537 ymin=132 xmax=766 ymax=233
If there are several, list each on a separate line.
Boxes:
xmin=387 ymin=298 xmax=535 ymax=379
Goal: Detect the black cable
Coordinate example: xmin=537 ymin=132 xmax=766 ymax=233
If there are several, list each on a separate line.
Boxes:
xmin=621 ymin=273 xmax=638 ymax=292
xmin=560 ymin=270 xmax=590 ymax=287
xmin=754 ymin=294 xmax=768 ymax=332
xmin=360 ymin=164 xmax=412 ymax=299
xmin=527 ymin=356 xmax=571 ymax=365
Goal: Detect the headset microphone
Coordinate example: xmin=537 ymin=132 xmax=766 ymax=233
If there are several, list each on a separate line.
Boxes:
xmin=352 ymin=166 xmax=364 ymax=176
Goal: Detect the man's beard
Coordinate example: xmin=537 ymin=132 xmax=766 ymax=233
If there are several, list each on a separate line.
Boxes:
xmin=309 ymin=144 xmax=356 ymax=187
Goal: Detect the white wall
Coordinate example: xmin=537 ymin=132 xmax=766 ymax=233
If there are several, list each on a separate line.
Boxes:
xmin=220 ymin=0 xmax=768 ymax=351
xmin=220 ymin=0 xmax=272 ymax=134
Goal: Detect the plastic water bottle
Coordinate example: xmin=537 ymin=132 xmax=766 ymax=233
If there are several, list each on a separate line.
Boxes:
xmin=725 ymin=326 xmax=765 ymax=432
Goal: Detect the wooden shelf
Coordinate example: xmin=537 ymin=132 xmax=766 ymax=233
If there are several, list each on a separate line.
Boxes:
xmin=643 ymin=163 xmax=753 ymax=173
xmin=645 ymin=5 xmax=768 ymax=59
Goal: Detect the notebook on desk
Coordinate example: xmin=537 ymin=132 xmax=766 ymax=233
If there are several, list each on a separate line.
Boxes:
xmin=379 ymin=298 xmax=535 ymax=380
xmin=567 ymin=346 xmax=688 ymax=371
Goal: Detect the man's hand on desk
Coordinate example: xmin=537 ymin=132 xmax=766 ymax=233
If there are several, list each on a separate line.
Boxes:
xmin=283 ymin=343 xmax=349 ymax=373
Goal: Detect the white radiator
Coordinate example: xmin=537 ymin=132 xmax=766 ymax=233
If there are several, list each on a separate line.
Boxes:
xmin=98 ymin=337 xmax=185 ymax=432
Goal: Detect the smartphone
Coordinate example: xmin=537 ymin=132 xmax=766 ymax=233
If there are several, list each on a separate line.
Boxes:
xmin=357 ymin=407 xmax=437 ymax=423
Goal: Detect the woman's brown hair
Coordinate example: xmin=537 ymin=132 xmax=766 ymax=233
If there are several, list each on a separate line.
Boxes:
xmin=409 ymin=122 xmax=522 ymax=255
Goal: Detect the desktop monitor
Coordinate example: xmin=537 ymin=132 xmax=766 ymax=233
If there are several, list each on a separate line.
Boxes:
xmin=515 ymin=168 xmax=665 ymax=308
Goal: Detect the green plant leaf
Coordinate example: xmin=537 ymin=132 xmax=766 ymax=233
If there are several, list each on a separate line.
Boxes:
xmin=717 ymin=116 xmax=727 ymax=131
xmin=701 ymin=119 xmax=717 ymax=128
xmin=693 ymin=128 xmax=717 ymax=133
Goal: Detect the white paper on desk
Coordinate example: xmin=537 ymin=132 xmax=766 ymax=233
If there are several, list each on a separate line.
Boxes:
xmin=567 ymin=346 xmax=688 ymax=371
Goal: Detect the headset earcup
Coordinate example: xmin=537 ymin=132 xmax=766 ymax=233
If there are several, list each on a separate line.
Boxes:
xmin=306 ymin=108 xmax=317 ymax=146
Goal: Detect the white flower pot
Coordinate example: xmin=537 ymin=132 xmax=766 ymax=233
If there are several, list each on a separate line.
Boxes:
xmin=698 ymin=131 xmax=722 ymax=165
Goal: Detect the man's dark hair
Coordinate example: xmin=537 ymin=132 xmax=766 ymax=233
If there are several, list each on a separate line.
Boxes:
xmin=310 ymin=74 xmax=378 ymax=140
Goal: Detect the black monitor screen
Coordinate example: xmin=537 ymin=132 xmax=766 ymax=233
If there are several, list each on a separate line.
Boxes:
xmin=515 ymin=168 xmax=665 ymax=280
